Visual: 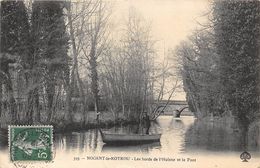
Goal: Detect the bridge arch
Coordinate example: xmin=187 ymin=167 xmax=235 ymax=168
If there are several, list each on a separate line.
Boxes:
xmin=150 ymin=100 xmax=190 ymax=120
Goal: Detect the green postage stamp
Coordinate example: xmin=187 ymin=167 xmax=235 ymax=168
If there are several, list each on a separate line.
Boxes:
xmin=8 ymin=125 xmax=53 ymax=161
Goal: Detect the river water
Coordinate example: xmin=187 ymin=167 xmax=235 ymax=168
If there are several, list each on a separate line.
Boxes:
xmin=0 ymin=116 xmax=260 ymax=168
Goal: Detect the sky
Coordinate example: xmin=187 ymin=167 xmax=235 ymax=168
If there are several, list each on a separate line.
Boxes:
xmin=116 ymin=0 xmax=209 ymax=47
xmin=110 ymin=0 xmax=210 ymax=100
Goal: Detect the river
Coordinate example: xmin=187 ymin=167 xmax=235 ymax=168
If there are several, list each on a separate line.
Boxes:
xmin=0 ymin=116 xmax=260 ymax=168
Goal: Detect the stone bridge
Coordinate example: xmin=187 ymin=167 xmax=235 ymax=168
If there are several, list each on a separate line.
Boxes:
xmin=151 ymin=100 xmax=193 ymax=120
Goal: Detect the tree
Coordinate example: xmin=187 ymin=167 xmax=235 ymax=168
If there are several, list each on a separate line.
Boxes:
xmin=177 ymin=0 xmax=260 ymax=123
xmin=175 ymin=30 xmax=220 ymax=118
xmin=213 ymin=0 xmax=260 ymax=123
xmin=65 ymin=0 xmax=93 ymax=123
xmin=0 ymin=0 xmax=30 ymax=123
xmin=63 ymin=0 xmax=111 ymax=125
xmin=80 ymin=0 xmax=111 ymax=120
xmin=31 ymin=0 xmax=69 ymax=122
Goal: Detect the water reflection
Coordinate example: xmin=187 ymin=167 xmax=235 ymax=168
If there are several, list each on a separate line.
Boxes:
xmin=184 ymin=119 xmax=260 ymax=153
xmin=1 ymin=116 xmax=258 ymax=156
xmin=247 ymin=121 xmax=260 ymax=152
xmin=53 ymin=116 xmax=195 ymax=155
xmin=54 ymin=129 xmax=104 ymax=154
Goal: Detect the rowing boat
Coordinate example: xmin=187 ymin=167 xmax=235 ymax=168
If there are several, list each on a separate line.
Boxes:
xmin=99 ymin=130 xmax=161 ymax=145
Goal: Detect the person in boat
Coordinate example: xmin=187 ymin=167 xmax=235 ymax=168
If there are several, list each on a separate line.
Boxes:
xmin=142 ymin=112 xmax=151 ymax=135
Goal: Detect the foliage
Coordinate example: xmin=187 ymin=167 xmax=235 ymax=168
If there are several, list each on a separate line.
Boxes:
xmin=0 ymin=0 xmax=30 ymax=123
xmin=213 ymin=0 xmax=260 ymax=123
xmin=177 ymin=0 xmax=260 ymax=123
xmin=31 ymin=0 xmax=69 ymax=122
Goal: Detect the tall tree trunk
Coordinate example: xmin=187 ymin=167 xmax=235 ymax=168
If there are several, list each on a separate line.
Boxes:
xmin=67 ymin=2 xmax=87 ymax=124
xmin=26 ymin=71 xmax=40 ymax=124
xmin=90 ymin=46 xmax=99 ymax=120
xmin=46 ymin=74 xmax=55 ymax=121
xmin=34 ymin=88 xmax=40 ymax=123
xmin=6 ymin=72 xmax=17 ymax=124
xmin=27 ymin=90 xmax=34 ymax=124
xmin=65 ymin=85 xmax=72 ymax=122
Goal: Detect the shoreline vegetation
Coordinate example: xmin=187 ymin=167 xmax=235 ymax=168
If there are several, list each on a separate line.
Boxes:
xmin=0 ymin=110 xmax=139 ymax=132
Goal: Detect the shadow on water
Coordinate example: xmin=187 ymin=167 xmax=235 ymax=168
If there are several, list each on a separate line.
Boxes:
xmin=183 ymin=118 xmax=260 ymax=153
xmin=102 ymin=142 xmax=161 ymax=154
xmin=54 ymin=129 xmax=102 ymax=153
xmin=247 ymin=121 xmax=260 ymax=152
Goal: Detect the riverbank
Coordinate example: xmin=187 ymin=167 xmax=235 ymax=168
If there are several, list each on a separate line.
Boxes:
xmin=0 ymin=110 xmax=138 ymax=144
xmin=53 ymin=111 xmax=138 ymax=133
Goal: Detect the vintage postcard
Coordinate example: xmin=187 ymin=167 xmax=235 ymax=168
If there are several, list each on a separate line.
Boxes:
xmin=0 ymin=0 xmax=260 ymax=168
